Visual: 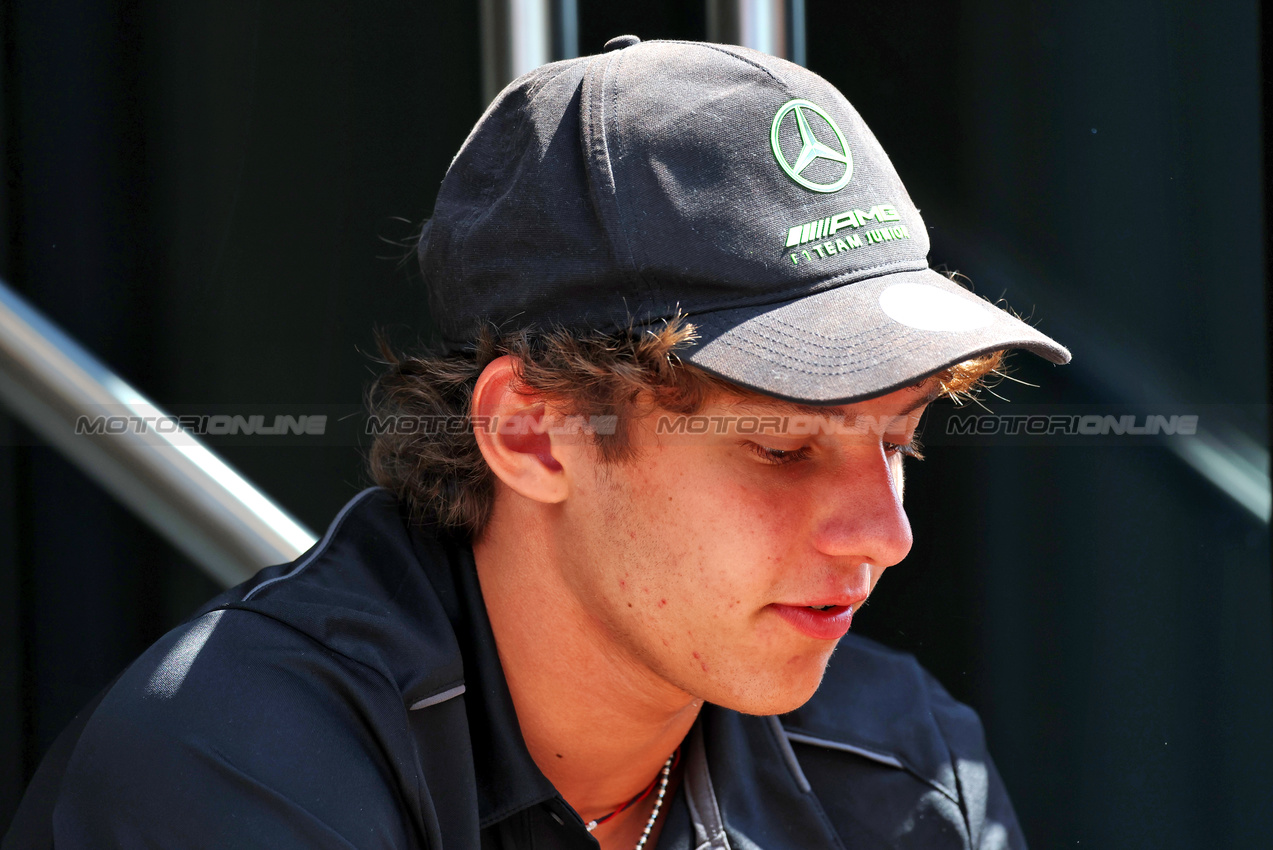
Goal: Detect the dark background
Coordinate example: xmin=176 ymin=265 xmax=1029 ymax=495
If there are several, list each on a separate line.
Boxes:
xmin=2 ymin=1 xmax=1269 ymax=846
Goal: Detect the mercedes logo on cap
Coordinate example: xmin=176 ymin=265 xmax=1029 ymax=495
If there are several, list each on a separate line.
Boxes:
xmin=769 ymin=99 xmax=853 ymax=193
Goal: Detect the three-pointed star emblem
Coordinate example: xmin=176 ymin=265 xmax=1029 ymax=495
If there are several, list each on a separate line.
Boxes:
xmin=769 ymin=99 xmax=853 ymax=193
xmin=790 ymin=106 xmax=849 ymax=175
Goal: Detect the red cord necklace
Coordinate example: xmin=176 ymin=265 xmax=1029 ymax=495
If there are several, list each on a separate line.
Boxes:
xmin=584 ymin=747 xmax=680 ymax=833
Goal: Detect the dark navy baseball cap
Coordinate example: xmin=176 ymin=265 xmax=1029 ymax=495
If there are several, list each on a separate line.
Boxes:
xmin=419 ymin=37 xmax=1069 ymax=404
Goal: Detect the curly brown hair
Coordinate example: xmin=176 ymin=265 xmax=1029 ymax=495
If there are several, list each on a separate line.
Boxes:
xmin=367 ymin=316 xmax=1004 ymax=536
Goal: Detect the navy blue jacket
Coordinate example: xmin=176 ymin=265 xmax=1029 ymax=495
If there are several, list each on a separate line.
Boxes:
xmin=5 ymin=488 xmax=1025 ymax=849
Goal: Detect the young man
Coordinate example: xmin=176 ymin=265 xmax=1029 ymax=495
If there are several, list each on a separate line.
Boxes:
xmin=7 ymin=37 xmax=1067 ymax=850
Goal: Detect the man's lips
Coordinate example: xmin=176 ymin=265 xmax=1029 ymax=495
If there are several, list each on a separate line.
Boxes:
xmin=769 ymin=603 xmax=856 ymax=640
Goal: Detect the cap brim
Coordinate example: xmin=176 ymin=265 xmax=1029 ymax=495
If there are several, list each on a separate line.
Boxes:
xmin=681 ymin=268 xmax=1071 ymax=405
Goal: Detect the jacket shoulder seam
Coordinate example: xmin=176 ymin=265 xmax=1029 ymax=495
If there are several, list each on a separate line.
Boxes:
xmin=243 ymin=487 xmax=383 ymax=601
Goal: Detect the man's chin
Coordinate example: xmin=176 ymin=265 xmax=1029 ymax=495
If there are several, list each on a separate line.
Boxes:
xmin=703 ymin=662 xmax=829 ymax=717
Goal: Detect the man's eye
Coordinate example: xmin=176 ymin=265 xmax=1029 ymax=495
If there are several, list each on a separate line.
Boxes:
xmin=746 ymin=443 xmax=813 ymax=466
xmin=884 ymin=440 xmax=925 ymax=460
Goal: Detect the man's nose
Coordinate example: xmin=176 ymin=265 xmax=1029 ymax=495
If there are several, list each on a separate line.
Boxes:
xmin=811 ymin=449 xmax=914 ymax=569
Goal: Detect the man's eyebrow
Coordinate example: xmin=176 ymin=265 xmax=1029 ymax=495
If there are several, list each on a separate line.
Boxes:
xmin=897 ymin=387 xmax=942 ymax=416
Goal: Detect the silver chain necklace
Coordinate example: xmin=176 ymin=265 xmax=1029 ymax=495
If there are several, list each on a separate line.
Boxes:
xmin=585 ymin=752 xmax=674 ymax=850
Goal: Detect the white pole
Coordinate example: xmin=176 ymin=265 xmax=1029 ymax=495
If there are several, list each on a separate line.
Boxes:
xmin=0 ymin=280 xmax=317 ymax=588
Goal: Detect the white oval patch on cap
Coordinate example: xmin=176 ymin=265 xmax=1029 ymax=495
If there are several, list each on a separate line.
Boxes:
xmin=878 ymin=283 xmax=995 ymax=332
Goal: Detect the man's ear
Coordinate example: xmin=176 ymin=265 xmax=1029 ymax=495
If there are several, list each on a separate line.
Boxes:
xmin=471 ymin=355 xmax=569 ymax=505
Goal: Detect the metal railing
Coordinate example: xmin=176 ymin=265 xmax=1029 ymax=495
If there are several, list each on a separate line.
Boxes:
xmin=0 ymin=280 xmax=317 ymax=588
xmin=480 ymin=0 xmax=580 ymax=105
xmin=706 ymin=0 xmax=806 ymax=65
xmin=480 ymin=0 xmax=806 ymax=106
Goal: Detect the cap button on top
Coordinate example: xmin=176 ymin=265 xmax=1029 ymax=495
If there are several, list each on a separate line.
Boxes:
xmin=603 ymin=35 xmax=641 ymax=52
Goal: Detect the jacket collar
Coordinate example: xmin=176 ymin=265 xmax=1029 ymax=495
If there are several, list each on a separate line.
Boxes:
xmin=220 ymin=488 xmax=559 ymax=827
xmin=407 ymin=518 xmax=561 ymax=827
xmin=779 ymin=637 xmax=963 ymax=802
xmin=688 ymin=706 xmax=849 ymax=850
